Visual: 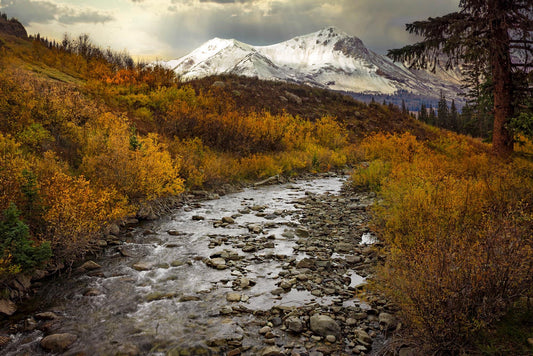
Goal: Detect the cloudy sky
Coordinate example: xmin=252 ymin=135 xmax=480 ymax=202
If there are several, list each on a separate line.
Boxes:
xmin=0 ymin=0 xmax=460 ymax=60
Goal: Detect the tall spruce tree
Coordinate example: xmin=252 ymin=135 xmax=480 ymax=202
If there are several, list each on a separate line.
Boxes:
xmin=388 ymin=0 xmax=533 ymax=156
xmin=450 ymin=99 xmax=459 ymax=131
xmin=419 ymin=103 xmax=428 ymax=122
xmin=437 ymin=91 xmax=449 ymax=129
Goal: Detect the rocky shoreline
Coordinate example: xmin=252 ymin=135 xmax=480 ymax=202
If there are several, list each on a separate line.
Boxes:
xmin=0 ymin=174 xmax=400 ymax=355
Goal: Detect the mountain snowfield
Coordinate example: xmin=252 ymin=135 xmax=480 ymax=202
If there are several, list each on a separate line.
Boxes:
xmin=160 ymin=27 xmax=463 ymax=99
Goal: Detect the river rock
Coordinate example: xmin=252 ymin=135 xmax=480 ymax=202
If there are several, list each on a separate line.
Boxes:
xmin=167 ymin=230 xmax=184 ymax=236
xmin=310 ymin=314 xmax=341 ymax=337
xmin=79 ymin=260 xmax=101 ymax=271
xmin=207 ymin=257 xmax=227 ymax=269
xmin=345 ymin=255 xmax=362 ymax=264
xmin=118 ymin=246 xmax=135 ymax=257
xmin=222 ymin=216 xmax=235 ymax=224
xmin=0 ymin=299 xmax=16 ymax=316
xmin=354 ymin=328 xmax=372 ymax=345
xmin=279 ymin=279 xmax=294 ymax=289
xmin=296 ymin=258 xmax=315 ymax=269
xmin=242 ymin=244 xmax=256 ymax=253
xmin=247 ymin=224 xmax=263 ymax=234
xmin=226 ymin=293 xmax=242 ymax=302
xmin=326 ymin=335 xmax=336 ymax=343
xmin=294 ymin=228 xmax=309 ymax=238
xmin=285 ymin=316 xmax=304 ymax=333
xmin=261 ymin=345 xmax=283 ymax=356
xmin=259 ymin=326 xmax=271 ymax=335
xmin=13 ymin=274 xmax=32 ymax=291
xmin=235 ymin=277 xmax=252 ymax=289
xmin=40 ymin=333 xmax=77 ymax=352
xmin=192 ymin=215 xmax=205 ymax=221
xmin=378 ymin=312 xmax=398 ymax=331
xmin=132 ymin=262 xmax=152 ymax=271
xmin=35 ymin=311 xmax=59 ymax=320
xmin=179 ymin=295 xmax=201 ymax=302
xmin=334 ymin=242 xmax=353 ymax=253
xmin=108 ymin=223 xmax=120 ymax=236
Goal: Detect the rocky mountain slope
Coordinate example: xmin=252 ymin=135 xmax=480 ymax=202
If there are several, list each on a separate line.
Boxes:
xmin=160 ymin=27 xmax=463 ymax=101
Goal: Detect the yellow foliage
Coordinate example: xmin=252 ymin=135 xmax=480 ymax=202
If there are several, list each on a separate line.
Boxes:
xmin=81 ymin=113 xmax=184 ymax=202
xmin=356 ymin=132 xmax=533 ymax=349
xmin=0 ymin=133 xmax=31 ymax=211
xmin=40 ymin=171 xmax=130 ymax=262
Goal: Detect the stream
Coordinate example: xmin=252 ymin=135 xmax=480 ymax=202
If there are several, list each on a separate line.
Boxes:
xmin=2 ymin=174 xmax=389 ymax=355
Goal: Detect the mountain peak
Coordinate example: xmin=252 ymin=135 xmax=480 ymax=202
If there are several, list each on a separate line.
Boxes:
xmin=159 ymin=27 xmax=462 ymax=99
xmin=317 ymin=26 xmax=349 ymax=37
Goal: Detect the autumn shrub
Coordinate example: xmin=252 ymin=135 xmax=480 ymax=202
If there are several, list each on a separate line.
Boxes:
xmin=350 ymin=160 xmax=391 ymax=191
xmin=0 ymin=133 xmax=32 ymax=211
xmin=357 ymin=132 xmax=533 ymax=351
xmin=80 ymin=113 xmax=184 ymax=203
xmin=40 ymin=171 xmax=130 ymax=263
xmin=169 ymin=137 xmax=234 ymax=187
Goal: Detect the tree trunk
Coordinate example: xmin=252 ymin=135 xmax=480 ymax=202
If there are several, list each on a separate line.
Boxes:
xmin=489 ymin=0 xmax=514 ymax=156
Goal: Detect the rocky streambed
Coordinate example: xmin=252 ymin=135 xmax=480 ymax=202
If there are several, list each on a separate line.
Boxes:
xmin=0 ymin=174 xmax=398 ymax=355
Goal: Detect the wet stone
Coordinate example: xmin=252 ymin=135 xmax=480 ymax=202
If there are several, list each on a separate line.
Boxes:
xmin=222 ymin=216 xmax=235 ymax=224
xmin=226 ymin=293 xmax=242 ymax=302
xmin=132 ymin=262 xmax=152 ymax=271
xmin=35 ymin=311 xmax=59 ymax=320
xmin=40 ymin=333 xmax=77 ymax=353
xmin=167 ymin=230 xmax=185 ymax=236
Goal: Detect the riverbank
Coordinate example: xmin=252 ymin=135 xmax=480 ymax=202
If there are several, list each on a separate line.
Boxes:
xmin=0 ymin=173 xmax=398 ymax=355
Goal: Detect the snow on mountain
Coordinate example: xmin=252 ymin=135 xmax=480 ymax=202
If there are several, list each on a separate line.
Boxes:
xmin=160 ymin=27 xmax=463 ymax=99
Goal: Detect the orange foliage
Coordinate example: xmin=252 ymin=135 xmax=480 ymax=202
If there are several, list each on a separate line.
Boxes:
xmin=354 ymin=132 xmax=533 ymax=350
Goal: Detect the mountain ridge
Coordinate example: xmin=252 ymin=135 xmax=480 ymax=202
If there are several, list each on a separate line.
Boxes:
xmin=160 ymin=27 xmax=463 ymax=101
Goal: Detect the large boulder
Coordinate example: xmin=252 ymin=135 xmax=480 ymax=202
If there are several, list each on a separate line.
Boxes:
xmin=0 ymin=299 xmax=16 ymax=316
xmin=310 ymin=314 xmax=341 ymax=337
xmin=40 ymin=333 xmax=77 ymax=352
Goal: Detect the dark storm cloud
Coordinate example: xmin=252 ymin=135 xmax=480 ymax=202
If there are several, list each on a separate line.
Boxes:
xmin=0 ymin=0 xmax=57 ymax=25
xmin=158 ymin=0 xmax=460 ymax=58
xmin=0 ymin=0 xmax=113 ymax=26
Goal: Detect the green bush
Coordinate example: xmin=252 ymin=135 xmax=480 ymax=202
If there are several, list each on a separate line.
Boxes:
xmin=0 ymin=203 xmax=51 ymax=273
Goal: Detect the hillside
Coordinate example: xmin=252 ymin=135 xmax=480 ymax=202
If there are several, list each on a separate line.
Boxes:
xmin=182 ymin=75 xmax=429 ymax=140
xmin=0 ymin=13 xmax=26 ymax=38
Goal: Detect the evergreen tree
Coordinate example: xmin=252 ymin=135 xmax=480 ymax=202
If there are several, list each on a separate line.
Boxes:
xmin=401 ymin=99 xmax=408 ymax=115
xmin=428 ymin=107 xmax=437 ymax=125
xmin=0 ymin=204 xmax=51 ymax=272
xmin=437 ymin=91 xmax=449 ymax=129
xmin=388 ymin=0 xmax=533 ymax=155
xmin=419 ymin=103 xmax=428 ymax=122
xmin=450 ymin=99 xmax=459 ymax=132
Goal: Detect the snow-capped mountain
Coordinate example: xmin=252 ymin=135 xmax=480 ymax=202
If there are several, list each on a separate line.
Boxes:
xmin=160 ymin=27 xmax=463 ymax=99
